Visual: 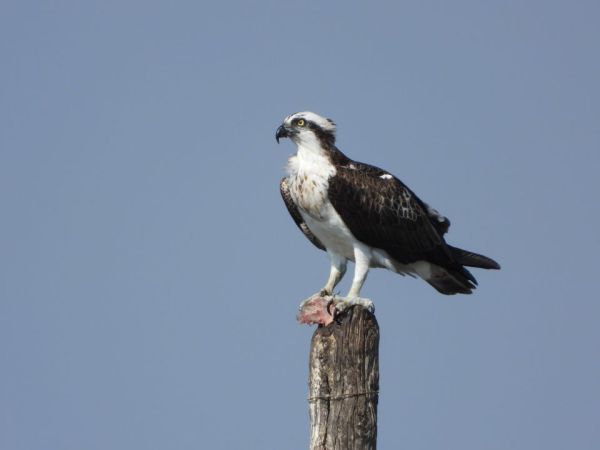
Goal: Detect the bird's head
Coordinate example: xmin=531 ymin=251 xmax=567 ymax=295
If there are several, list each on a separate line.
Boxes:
xmin=275 ymin=112 xmax=337 ymax=149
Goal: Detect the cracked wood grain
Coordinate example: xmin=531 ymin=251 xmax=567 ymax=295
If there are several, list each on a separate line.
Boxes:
xmin=308 ymin=306 xmax=379 ymax=450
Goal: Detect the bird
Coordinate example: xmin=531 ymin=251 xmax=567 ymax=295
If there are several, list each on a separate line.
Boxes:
xmin=276 ymin=111 xmax=500 ymax=317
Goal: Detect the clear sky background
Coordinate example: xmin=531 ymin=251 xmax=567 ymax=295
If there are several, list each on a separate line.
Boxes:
xmin=1 ymin=1 xmax=599 ymax=449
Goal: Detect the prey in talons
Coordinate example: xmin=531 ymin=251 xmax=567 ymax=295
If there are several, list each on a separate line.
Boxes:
xmin=297 ymin=293 xmax=375 ymax=326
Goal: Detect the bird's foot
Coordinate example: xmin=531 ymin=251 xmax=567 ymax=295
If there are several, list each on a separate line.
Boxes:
xmin=333 ymin=296 xmax=375 ymax=314
xmin=297 ymin=293 xmax=375 ymax=325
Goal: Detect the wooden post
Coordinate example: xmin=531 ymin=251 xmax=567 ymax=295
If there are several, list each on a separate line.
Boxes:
xmin=307 ymin=305 xmax=380 ymax=450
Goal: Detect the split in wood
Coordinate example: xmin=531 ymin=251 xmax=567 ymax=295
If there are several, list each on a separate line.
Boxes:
xmin=308 ymin=305 xmax=379 ymax=450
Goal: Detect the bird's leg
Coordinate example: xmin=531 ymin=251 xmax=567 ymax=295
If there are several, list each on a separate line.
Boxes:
xmin=335 ymin=244 xmax=375 ymax=314
xmin=298 ymin=254 xmax=346 ymax=325
xmin=319 ymin=253 xmax=347 ymax=297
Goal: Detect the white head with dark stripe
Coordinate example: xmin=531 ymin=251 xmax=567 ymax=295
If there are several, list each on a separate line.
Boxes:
xmin=275 ymin=112 xmax=337 ymax=150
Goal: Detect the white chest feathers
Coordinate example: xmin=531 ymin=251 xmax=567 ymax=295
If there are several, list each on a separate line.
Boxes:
xmin=286 ymin=146 xmax=336 ymax=219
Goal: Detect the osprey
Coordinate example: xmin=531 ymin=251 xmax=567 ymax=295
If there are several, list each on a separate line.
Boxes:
xmin=276 ymin=111 xmax=499 ymax=315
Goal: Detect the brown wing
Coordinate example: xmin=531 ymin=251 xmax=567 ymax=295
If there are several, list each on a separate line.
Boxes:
xmin=327 ymin=162 xmax=454 ymax=266
xmin=280 ymin=177 xmax=326 ymax=251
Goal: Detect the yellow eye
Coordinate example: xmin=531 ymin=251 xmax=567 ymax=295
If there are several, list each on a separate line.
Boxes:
xmin=297 ymin=119 xmax=305 ymax=127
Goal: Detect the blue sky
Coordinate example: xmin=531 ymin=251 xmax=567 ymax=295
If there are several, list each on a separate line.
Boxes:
xmin=1 ymin=1 xmax=599 ymax=449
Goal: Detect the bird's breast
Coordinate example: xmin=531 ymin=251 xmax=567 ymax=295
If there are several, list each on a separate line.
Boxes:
xmin=289 ymin=172 xmax=330 ymax=219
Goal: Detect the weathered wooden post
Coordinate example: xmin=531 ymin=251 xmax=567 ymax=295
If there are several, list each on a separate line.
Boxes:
xmin=305 ymin=304 xmax=380 ymax=450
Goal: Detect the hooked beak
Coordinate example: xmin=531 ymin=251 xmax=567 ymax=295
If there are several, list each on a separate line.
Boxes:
xmin=275 ymin=125 xmax=289 ymax=143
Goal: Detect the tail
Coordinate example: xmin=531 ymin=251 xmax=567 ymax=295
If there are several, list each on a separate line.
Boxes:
xmin=448 ymin=245 xmax=501 ymax=270
xmin=423 ymin=247 xmax=500 ymax=295
xmin=425 ymin=265 xmax=478 ymax=295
